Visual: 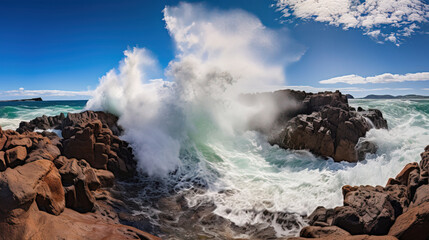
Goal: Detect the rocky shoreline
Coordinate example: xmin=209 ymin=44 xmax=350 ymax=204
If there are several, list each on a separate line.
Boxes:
xmin=0 ymin=90 xmax=427 ymax=239
xmin=293 ymin=145 xmax=429 ymax=240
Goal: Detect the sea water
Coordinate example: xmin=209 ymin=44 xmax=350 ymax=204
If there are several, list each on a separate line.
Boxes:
xmin=1 ymin=98 xmax=428 ymax=237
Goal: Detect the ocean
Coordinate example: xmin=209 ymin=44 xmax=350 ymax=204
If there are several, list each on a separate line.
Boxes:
xmin=1 ymin=98 xmax=428 ymax=237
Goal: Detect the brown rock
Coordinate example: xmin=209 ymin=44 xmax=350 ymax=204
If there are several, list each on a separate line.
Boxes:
xmin=409 ymin=185 xmax=429 ymax=208
xmin=395 ymin=162 xmax=419 ymax=185
xmin=95 ymin=169 xmax=115 ymax=188
xmin=84 ymin=167 xmax=101 ymax=191
xmin=34 ymin=165 xmax=65 ymax=215
xmin=388 ymin=201 xmax=429 ymax=240
xmin=300 ymin=225 xmax=351 ymax=238
xmin=63 ymin=127 xmax=95 ymax=163
xmin=341 ymin=185 xmax=397 ymax=235
xmin=7 ymin=137 xmax=32 ymax=149
xmin=5 ymin=146 xmax=27 ymax=167
xmin=0 ymin=160 xmax=65 ymax=217
xmin=0 ymin=203 xmax=161 ymax=240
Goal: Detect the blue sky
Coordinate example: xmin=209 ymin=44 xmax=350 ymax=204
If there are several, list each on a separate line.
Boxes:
xmin=0 ymin=0 xmax=428 ymax=99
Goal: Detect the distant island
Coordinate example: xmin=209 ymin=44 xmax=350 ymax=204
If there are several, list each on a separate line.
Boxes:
xmin=347 ymin=94 xmax=429 ymax=99
xmin=0 ymin=97 xmax=43 ymax=102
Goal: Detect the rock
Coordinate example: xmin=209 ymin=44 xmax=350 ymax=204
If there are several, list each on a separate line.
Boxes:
xmin=25 ymin=143 xmax=61 ymax=163
xmin=395 ymin=162 xmax=419 ymax=185
xmin=58 ymin=158 xmax=97 ymax=212
xmin=330 ymin=185 xmax=405 ymax=235
xmin=0 ymin=202 xmax=161 ymax=240
xmin=409 ymin=185 xmax=429 ymax=208
xmin=308 ymin=206 xmax=335 ymax=226
xmin=95 ymin=169 xmax=115 ymax=188
xmin=59 ymin=157 xmax=82 ymax=185
xmin=388 ymin=201 xmax=429 ymax=240
xmin=356 ymin=140 xmax=378 ymax=161
xmin=300 ymin=225 xmax=351 ymax=238
xmin=6 ymin=137 xmax=32 ymax=149
xmin=0 ymin=152 xmax=5 ymax=171
xmin=34 ymin=164 xmax=65 ymax=215
xmin=332 ymin=206 xmax=363 ymax=235
xmin=5 ymin=146 xmax=27 ymax=167
xmin=84 ymin=167 xmax=101 ymax=191
xmin=0 ymin=160 xmax=65 ymax=217
xmin=63 ymin=127 xmax=95 ymax=163
xmin=266 ymin=90 xmax=387 ymax=162
xmin=70 ymin=178 xmax=96 ymax=213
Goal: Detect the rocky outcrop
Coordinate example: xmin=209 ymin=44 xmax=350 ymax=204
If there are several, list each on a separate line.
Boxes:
xmin=0 ymin=113 xmax=160 ymax=240
xmin=267 ymin=90 xmax=387 ymax=162
xmin=300 ymin=145 xmax=429 ymax=239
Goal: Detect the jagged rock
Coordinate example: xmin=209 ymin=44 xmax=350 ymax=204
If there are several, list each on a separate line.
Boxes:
xmin=5 ymin=146 xmax=27 ymax=167
xmin=388 ymin=202 xmax=429 ymax=240
xmin=265 ymin=90 xmax=387 ymax=162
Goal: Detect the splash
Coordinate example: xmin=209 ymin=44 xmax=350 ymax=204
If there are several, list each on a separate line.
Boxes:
xmin=86 ymin=2 xmax=304 ymax=177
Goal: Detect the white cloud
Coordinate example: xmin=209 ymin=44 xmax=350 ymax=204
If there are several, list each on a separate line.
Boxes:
xmin=275 ymin=0 xmax=429 ymax=44
xmin=320 ymin=72 xmax=429 ymax=84
xmin=1 ymin=89 xmax=93 ymax=98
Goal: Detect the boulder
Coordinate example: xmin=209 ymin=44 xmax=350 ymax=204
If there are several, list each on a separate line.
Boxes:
xmin=5 ymin=146 xmax=27 ymax=168
xmin=388 ymin=202 xmax=429 ymax=240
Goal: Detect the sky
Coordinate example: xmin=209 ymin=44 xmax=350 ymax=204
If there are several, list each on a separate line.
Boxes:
xmin=0 ymin=0 xmax=428 ymax=100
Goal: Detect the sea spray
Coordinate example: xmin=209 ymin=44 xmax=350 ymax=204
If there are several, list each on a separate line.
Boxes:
xmin=86 ymin=2 xmax=304 ymax=177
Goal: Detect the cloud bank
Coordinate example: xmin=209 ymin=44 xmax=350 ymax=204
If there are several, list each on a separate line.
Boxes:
xmin=320 ymin=72 xmax=429 ymax=84
xmin=275 ymin=0 xmax=429 ymax=45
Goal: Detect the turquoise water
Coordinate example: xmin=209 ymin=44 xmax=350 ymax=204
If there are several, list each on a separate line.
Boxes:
xmin=0 ymin=100 xmax=86 ymax=130
xmin=1 ymin=99 xmax=428 ymax=237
